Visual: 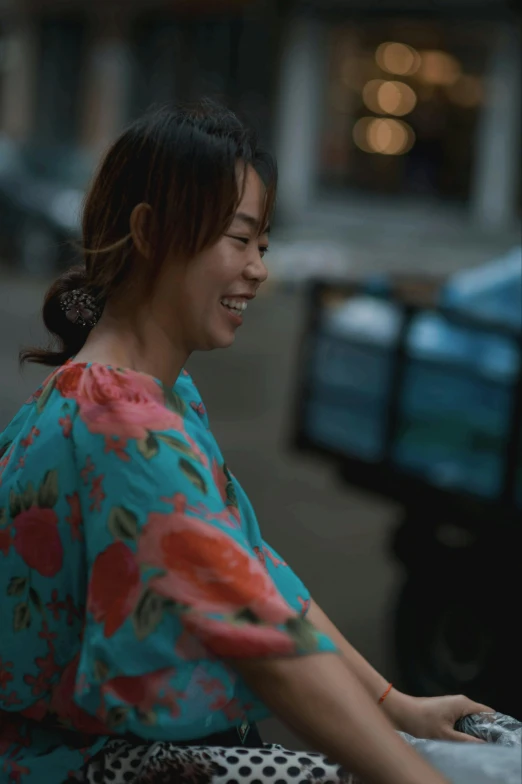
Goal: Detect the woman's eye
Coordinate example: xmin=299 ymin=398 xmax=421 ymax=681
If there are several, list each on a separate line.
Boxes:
xmin=227 ymin=235 xmax=269 ymax=257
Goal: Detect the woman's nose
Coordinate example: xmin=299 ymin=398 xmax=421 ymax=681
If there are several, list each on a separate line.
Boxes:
xmin=244 ymin=250 xmax=269 ymax=285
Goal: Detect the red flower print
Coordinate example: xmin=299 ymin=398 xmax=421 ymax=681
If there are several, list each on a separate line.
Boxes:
xmin=89 ymin=475 xmax=106 ymax=512
xmin=26 ymin=386 xmax=43 ymax=404
xmin=66 ymin=492 xmax=83 ymax=541
xmin=104 ymin=436 xmax=130 ymax=461
xmin=101 ymin=669 xmax=181 ymax=718
xmin=13 ymin=508 xmax=63 ymax=577
xmin=34 ymin=648 xmax=61 ymax=681
xmin=56 ymin=364 xmax=185 ymax=441
xmin=0 ymin=527 xmax=12 ymax=557
xmin=23 ymin=668 xmax=50 ymax=697
xmin=221 ymin=699 xmax=246 ymax=722
xmin=59 ymin=414 xmax=73 ymax=438
xmin=47 ymin=590 xmax=62 ymax=621
xmin=263 ymin=545 xmax=287 ymax=568
xmin=209 ymin=694 xmax=245 ymax=722
xmin=0 ymin=442 xmax=14 ymax=485
xmin=46 ymin=589 xmax=82 ymax=626
xmin=137 ymin=510 xmax=294 ymax=625
xmin=0 ymin=690 xmax=22 ymax=707
xmin=20 ymin=426 xmax=40 ymax=449
xmin=80 ymin=456 xmax=95 ymax=485
xmin=184 ymin=615 xmax=296 ymax=658
xmin=38 ymin=620 xmax=58 ymax=646
xmin=190 ymin=401 xmax=206 ymax=418
xmin=298 ymin=595 xmax=311 ymax=616
xmin=63 ymin=594 xmax=82 ymax=625
xmin=0 ymin=657 xmax=14 ymax=690
xmin=88 ymin=541 xmax=141 ymax=637
xmin=253 ymin=546 xmax=267 ymax=571
xmin=2 ymin=758 xmax=30 ymax=783
xmin=54 ymin=362 xmax=85 ymax=397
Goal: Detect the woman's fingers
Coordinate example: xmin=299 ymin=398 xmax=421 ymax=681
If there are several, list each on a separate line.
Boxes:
xmin=447 ymin=730 xmax=486 ymax=744
xmin=455 ymin=696 xmax=495 ymax=717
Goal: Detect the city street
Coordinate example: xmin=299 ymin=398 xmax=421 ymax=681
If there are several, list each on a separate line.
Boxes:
xmin=0 ymin=0 xmax=520 ymax=774
xmin=0 ymin=267 xmax=402 ymax=748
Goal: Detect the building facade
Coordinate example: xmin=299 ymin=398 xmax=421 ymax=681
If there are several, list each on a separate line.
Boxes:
xmin=0 ymin=0 xmax=520 ymax=233
xmin=276 ymin=0 xmax=521 ymax=230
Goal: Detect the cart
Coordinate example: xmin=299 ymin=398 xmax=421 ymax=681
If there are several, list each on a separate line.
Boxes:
xmin=290 ymin=265 xmax=522 ymax=717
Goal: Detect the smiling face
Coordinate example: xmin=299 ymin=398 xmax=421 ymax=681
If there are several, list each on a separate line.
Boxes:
xmin=153 ymin=165 xmax=270 ymax=354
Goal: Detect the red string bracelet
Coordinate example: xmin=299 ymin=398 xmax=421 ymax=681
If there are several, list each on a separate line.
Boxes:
xmin=378 ymin=683 xmax=393 ymax=705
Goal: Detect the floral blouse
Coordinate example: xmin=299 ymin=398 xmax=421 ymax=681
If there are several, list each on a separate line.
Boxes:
xmin=0 ymin=361 xmax=335 ymax=783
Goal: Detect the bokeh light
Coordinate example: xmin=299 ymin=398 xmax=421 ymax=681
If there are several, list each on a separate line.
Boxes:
xmin=353 ymin=116 xmax=415 ymax=155
xmin=375 ymin=42 xmax=421 ymax=76
xmin=417 ymin=50 xmax=461 ymax=86
xmin=363 ymin=79 xmax=417 ymax=116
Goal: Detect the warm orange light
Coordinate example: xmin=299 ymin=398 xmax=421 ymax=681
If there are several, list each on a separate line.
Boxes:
xmin=352 ymin=117 xmax=374 ymax=153
xmin=380 ymin=81 xmax=417 ymax=115
xmin=362 ymin=80 xmax=386 ymax=113
xmin=417 ymin=50 xmax=461 ymax=86
xmin=363 ymin=79 xmax=417 ymax=116
xmin=375 ymin=42 xmax=421 ymax=76
xmin=353 ymin=117 xmax=415 ymax=155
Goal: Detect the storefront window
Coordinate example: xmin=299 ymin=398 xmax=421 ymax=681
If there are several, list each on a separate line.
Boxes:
xmin=320 ymin=20 xmax=492 ymax=203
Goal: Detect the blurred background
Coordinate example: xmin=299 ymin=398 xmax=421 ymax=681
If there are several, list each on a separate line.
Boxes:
xmin=0 ymin=0 xmax=521 ymax=749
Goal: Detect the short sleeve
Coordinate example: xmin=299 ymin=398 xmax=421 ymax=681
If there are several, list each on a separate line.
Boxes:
xmin=259 ymin=541 xmax=312 ymax=618
xmin=66 ymin=364 xmax=336 ymax=739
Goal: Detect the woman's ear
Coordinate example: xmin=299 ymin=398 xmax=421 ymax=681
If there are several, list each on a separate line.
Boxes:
xmin=130 ymin=203 xmax=156 ymax=260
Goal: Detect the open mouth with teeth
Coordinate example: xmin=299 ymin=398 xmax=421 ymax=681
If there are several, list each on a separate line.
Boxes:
xmin=220 ymin=298 xmax=248 ymax=316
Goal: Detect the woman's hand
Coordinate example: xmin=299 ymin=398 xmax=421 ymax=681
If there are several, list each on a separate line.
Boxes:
xmin=384 ymin=689 xmax=495 ymax=742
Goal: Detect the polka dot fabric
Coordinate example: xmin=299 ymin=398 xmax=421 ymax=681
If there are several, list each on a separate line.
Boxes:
xmin=78 ymin=740 xmax=358 ymax=784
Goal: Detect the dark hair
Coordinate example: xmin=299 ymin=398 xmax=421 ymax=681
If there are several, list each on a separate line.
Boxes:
xmin=20 ymin=99 xmax=278 ymax=367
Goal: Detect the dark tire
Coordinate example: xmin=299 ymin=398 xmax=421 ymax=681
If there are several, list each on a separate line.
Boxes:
xmin=393 ymin=569 xmax=517 ymax=716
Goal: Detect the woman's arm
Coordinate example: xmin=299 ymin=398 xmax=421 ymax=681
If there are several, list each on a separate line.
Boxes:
xmin=233 ymin=652 xmax=449 ymax=784
xmin=307 ymin=599 xmax=391 ymax=703
xmin=306 ymin=599 xmax=410 ymax=726
xmin=305 ymin=599 xmax=493 ymax=741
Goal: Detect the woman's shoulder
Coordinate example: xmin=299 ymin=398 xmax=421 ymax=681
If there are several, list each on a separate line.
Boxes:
xmin=0 ymin=365 xmax=66 ymax=461
xmin=1 ymin=363 xmax=213 ymax=479
xmin=1 ymin=361 xmax=187 ymax=471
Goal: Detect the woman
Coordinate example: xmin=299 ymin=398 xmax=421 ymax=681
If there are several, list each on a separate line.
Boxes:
xmin=0 ymin=102 xmax=490 ymax=784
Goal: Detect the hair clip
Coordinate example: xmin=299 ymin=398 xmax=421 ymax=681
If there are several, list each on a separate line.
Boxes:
xmin=60 ymin=288 xmax=101 ymax=327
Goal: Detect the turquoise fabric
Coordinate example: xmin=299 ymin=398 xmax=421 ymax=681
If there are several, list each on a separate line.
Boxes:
xmin=0 ymin=362 xmax=335 ymax=783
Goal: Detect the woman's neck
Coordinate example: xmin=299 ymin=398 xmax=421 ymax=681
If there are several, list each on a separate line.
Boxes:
xmin=73 ymin=310 xmax=189 ymax=388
